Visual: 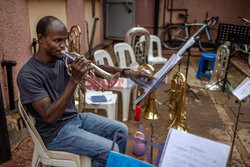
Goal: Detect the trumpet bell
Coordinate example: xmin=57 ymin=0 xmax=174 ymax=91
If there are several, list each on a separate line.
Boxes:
xmin=105 ymin=72 xmax=120 ymax=88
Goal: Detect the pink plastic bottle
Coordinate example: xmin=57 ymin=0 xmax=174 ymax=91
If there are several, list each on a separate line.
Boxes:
xmin=132 ymin=131 xmax=145 ymax=156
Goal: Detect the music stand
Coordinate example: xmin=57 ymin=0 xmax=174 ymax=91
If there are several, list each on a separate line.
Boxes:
xmin=214 ymin=23 xmax=250 ymax=98
xmin=185 ymin=48 xmax=200 ymax=100
xmin=160 ymin=38 xmax=200 ymax=108
xmin=227 ymin=100 xmax=242 ymax=167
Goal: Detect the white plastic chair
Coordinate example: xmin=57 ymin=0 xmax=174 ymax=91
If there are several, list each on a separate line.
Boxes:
xmin=94 ymin=49 xmax=115 ymax=66
xmin=18 ymin=94 xmax=91 ymax=167
xmin=140 ymin=35 xmax=168 ymax=66
xmin=113 ymin=43 xmax=139 ymax=71
xmin=84 ymin=90 xmax=118 ymax=120
xmin=112 ymin=78 xmax=137 ymax=121
xmin=94 ymin=49 xmax=137 ymax=121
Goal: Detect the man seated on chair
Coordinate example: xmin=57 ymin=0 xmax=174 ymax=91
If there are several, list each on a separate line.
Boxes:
xmin=17 ymin=16 xmax=153 ymax=167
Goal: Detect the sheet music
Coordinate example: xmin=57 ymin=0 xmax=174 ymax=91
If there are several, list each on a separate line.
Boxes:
xmin=159 ymin=129 xmax=230 ymax=167
xmin=177 ymin=36 xmax=196 ymax=56
xmin=134 ymin=36 xmax=196 ymax=105
xmin=233 ymin=77 xmax=250 ymax=101
xmin=134 ymin=53 xmax=182 ymax=104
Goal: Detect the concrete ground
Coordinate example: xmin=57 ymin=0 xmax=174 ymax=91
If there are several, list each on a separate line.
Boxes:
xmin=1 ymin=52 xmax=250 ymax=167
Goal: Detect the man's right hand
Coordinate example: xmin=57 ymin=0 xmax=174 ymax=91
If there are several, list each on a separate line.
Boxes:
xmin=71 ymin=55 xmax=92 ymax=83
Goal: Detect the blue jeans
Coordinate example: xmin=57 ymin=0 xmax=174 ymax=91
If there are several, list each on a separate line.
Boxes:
xmin=46 ymin=113 xmax=128 ymax=167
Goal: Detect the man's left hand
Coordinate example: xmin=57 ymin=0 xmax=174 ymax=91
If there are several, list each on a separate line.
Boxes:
xmin=124 ymin=70 xmax=155 ymax=87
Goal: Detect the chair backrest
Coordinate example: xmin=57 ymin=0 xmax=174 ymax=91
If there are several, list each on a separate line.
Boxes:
xmin=140 ymin=35 xmax=163 ymax=58
xmin=18 ymin=94 xmax=48 ymax=158
xmin=113 ymin=43 xmax=138 ymax=68
xmin=94 ymin=49 xmax=114 ymax=66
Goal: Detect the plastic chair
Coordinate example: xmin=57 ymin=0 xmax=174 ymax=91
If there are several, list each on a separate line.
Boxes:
xmin=111 ymin=78 xmax=137 ymax=121
xmin=113 ymin=43 xmax=139 ymax=71
xmin=139 ymin=35 xmax=168 ymax=66
xmin=94 ymin=49 xmax=115 ymax=66
xmin=94 ymin=49 xmax=137 ymax=121
xmin=84 ymin=90 xmax=118 ymax=120
xmin=196 ymin=53 xmax=216 ymax=79
xmin=18 ymin=94 xmax=91 ymax=167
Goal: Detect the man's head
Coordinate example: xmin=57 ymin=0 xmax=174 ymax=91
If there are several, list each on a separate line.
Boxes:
xmin=36 ymin=16 xmax=67 ymax=61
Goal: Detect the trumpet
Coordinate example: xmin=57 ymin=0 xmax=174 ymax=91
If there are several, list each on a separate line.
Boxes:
xmin=61 ymin=50 xmax=120 ymax=89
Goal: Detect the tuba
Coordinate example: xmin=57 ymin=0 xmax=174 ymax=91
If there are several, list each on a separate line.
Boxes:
xmin=137 ymin=64 xmax=159 ymax=120
xmin=125 ymin=27 xmax=150 ymax=65
xmin=203 ymin=44 xmax=230 ymax=91
xmin=167 ymin=72 xmax=188 ymax=132
xmin=67 ymin=25 xmax=84 ymax=111
xmin=68 ymin=25 xmax=82 ymax=54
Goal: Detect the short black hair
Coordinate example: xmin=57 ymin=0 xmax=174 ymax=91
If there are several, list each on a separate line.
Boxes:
xmin=36 ymin=16 xmax=61 ymax=35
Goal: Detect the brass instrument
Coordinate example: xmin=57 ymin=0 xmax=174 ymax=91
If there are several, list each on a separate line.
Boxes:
xmin=66 ymin=25 xmax=120 ymax=112
xmin=125 ymin=27 xmax=150 ymax=65
xmin=137 ymin=64 xmax=159 ymax=120
xmin=61 ymin=51 xmax=120 ymax=89
xmin=203 ymin=44 xmax=230 ymax=91
xmin=68 ymin=25 xmax=82 ymax=54
xmin=167 ymin=72 xmax=187 ymax=132
xmin=68 ymin=25 xmax=84 ymax=111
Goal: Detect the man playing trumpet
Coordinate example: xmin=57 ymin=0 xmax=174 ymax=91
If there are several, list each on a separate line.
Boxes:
xmin=17 ymin=16 xmax=153 ymax=167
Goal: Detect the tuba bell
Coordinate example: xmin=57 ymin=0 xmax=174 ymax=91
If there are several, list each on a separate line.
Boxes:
xmin=137 ymin=64 xmax=159 ymax=120
xmin=167 ymin=72 xmax=188 ymax=132
xmin=125 ymin=27 xmax=150 ymax=65
xmin=203 ymin=44 xmax=230 ymax=91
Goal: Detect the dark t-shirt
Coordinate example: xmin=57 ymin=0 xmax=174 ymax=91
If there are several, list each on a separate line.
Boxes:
xmin=17 ymin=57 xmax=77 ymax=145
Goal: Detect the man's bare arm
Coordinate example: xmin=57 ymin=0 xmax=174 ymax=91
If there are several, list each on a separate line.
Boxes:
xmin=31 ymin=57 xmax=91 ymax=124
xmin=96 ymin=64 xmax=155 ymax=78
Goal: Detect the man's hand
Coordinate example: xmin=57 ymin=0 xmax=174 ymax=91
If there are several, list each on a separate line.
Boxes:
xmin=71 ymin=55 xmax=93 ymax=83
xmin=124 ymin=70 xmax=155 ymax=87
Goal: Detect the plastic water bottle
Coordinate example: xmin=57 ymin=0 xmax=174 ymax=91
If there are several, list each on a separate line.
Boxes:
xmin=132 ymin=131 xmax=145 ymax=156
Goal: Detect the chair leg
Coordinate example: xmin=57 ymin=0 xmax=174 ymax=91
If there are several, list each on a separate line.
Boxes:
xmin=31 ymin=146 xmax=39 ymax=167
xmin=106 ymin=103 xmax=116 ymax=120
xmin=80 ymin=155 xmax=92 ymax=167
xmin=132 ymin=88 xmax=137 ymax=110
xmin=114 ymin=96 xmax=118 ymax=120
xmin=122 ymin=90 xmax=131 ymax=121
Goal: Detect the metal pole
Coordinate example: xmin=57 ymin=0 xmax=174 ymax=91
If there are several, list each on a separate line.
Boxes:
xmin=0 ymin=83 xmax=12 ymax=164
xmin=1 ymin=60 xmax=17 ymax=110
xmin=228 ymin=101 xmax=241 ymax=166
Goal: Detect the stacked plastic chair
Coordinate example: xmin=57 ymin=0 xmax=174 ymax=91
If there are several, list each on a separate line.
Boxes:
xmin=139 ymin=35 xmax=168 ymax=66
xmin=94 ymin=49 xmax=137 ymax=121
